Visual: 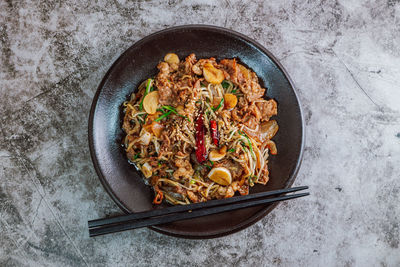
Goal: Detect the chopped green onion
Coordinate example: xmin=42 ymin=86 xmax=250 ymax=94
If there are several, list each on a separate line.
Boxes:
xmin=209 ymin=160 xmax=214 ymax=166
xmin=155 ymin=110 xmax=172 ymax=122
xmin=203 ymin=164 xmax=212 ymax=170
xmin=221 ymin=80 xmax=230 ymax=89
xmin=231 ymin=89 xmax=237 ymax=93
xmin=212 ymin=98 xmax=224 ymax=111
xmin=238 ymin=130 xmax=255 ymax=159
xmin=200 ymin=82 xmax=207 ymax=87
xmin=162 ymin=105 xmax=177 ymax=112
xmin=162 ymin=105 xmax=191 ymax=122
xmin=139 ymin=79 xmax=153 ymax=110
xmin=133 ymin=152 xmax=141 ymax=160
xmin=190 ymin=179 xmax=196 ymax=184
xmin=228 ymin=148 xmax=235 ymax=153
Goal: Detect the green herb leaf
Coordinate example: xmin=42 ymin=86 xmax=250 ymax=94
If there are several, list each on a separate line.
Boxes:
xmin=228 ymin=148 xmax=235 ymax=153
xmin=221 ymin=80 xmax=230 ymax=89
xmin=155 ymin=110 xmax=172 ymax=122
xmin=231 ymin=89 xmax=237 ymax=93
xmin=138 ymin=113 xmax=148 ymax=124
xmin=209 ymin=160 xmax=214 ymax=166
xmin=134 ymin=152 xmax=141 ymax=160
xmin=238 ymin=130 xmax=255 ymax=159
xmin=203 ymin=164 xmax=212 ymax=170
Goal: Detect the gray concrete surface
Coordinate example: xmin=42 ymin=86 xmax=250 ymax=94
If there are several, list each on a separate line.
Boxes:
xmin=1 ymin=0 xmax=399 ymax=266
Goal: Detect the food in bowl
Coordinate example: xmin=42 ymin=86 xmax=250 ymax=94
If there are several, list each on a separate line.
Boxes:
xmin=122 ymin=53 xmax=278 ymax=205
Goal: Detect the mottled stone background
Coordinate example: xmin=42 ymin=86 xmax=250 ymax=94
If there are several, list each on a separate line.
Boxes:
xmin=1 ymin=0 xmax=399 ymax=266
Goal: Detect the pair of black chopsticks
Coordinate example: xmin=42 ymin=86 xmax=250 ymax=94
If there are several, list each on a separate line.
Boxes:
xmin=88 ymin=186 xmax=309 ymax=237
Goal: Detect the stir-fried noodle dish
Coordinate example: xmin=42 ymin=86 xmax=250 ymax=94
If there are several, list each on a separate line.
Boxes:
xmin=122 ymin=53 xmax=279 ymax=205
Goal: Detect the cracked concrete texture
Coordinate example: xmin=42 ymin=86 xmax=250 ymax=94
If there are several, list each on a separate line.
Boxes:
xmin=1 ymin=0 xmax=399 ymax=266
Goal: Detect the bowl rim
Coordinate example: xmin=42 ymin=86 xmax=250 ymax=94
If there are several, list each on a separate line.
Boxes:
xmin=88 ymin=24 xmax=305 ymax=239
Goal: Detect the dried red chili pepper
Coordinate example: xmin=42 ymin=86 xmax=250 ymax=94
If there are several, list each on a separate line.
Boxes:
xmin=210 ymin=120 xmax=219 ymax=146
xmin=195 ymin=113 xmax=207 ymax=163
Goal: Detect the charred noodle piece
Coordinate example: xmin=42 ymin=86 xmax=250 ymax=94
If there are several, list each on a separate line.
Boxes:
xmin=195 ymin=113 xmax=207 ymax=163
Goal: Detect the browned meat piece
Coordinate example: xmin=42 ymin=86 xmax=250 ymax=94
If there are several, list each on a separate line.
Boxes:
xmin=173 ymin=159 xmax=194 ymax=180
xmin=232 ymin=102 xmax=260 ymax=128
xmin=243 ymin=116 xmax=258 ymax=130
xmin=257 ymin=165 xmax=270 ymax=185
xmin=241 ymin=81 xmax=265 ymax=102
xmin=177 ymin=87 xmax=191 ymax=104
xmin=248 ymin=102 xmax=261 ymax=121
xmin=256 ymin=99 xmax=277 ymax=121
xmin=184 ymin=53 xmax=197 ymax=74
xmin=220 ymin=59 xmax=239 ymax=83
xmin=238 ymin=183 xmax=249 ymax=195
xmin=156 ymin=62 xmax=174 ymax=105
xmin=220 ymin=59 xmax=266 ymax=102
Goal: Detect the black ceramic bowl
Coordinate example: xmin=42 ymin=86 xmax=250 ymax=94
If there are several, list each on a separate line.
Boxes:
xmin=88 ymin=25 xmax=304 ymax=239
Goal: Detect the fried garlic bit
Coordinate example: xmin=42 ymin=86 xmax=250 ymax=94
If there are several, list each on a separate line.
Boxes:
xmin=203 ymin=63 xmax=224 ymax=84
